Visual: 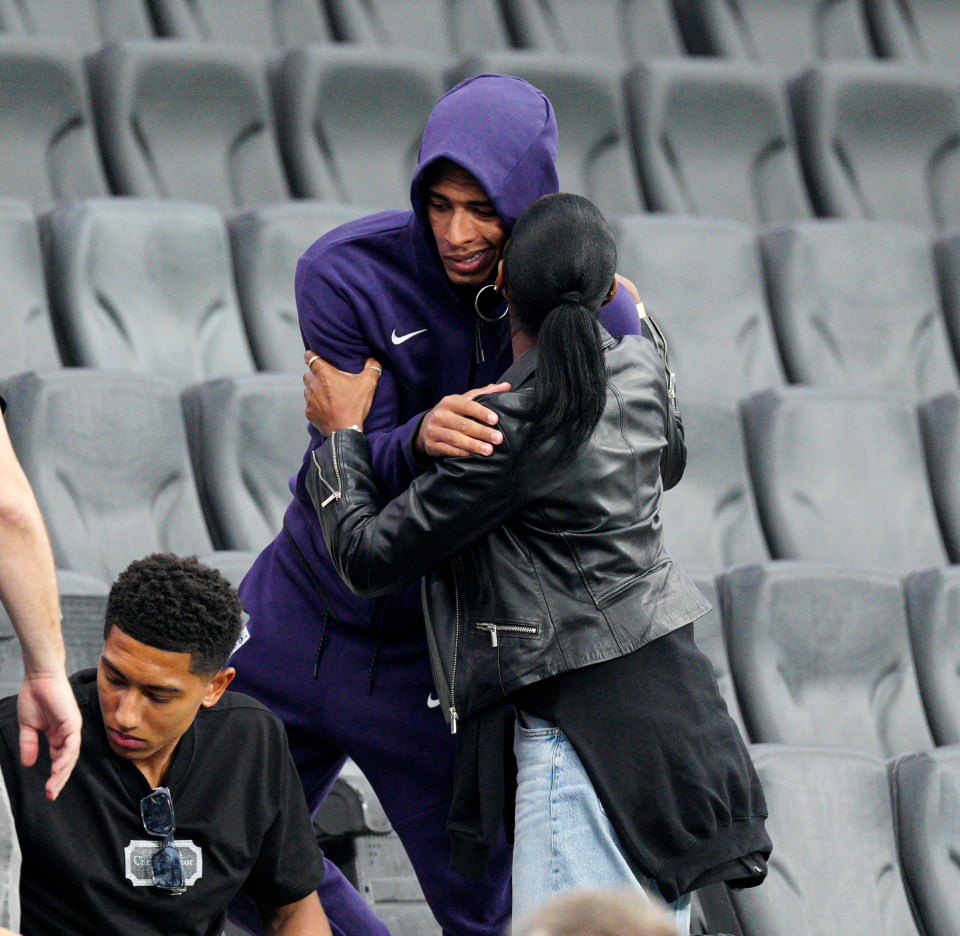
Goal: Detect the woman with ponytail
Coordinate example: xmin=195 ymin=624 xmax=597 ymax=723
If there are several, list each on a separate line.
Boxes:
xmin=305 ymin=193 xmax=771 ymax=931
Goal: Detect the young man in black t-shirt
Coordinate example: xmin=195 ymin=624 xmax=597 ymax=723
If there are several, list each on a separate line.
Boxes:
xmin=0 ymin=553 xmax=330 ymax=936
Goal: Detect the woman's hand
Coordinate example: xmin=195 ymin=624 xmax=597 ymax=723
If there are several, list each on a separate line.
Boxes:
xmin=303 ymin=351 xmax=382 ymax=436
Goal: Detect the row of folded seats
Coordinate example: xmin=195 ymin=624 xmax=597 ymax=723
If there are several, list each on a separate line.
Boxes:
xmin=3 ymin=35 xmax=960 ymax=230
xmin=0 ymin=0 xmax=957 ymax=72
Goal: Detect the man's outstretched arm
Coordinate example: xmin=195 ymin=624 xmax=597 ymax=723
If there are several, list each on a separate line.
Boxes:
xmin=0 ymin=409 xmax=81 ymax=801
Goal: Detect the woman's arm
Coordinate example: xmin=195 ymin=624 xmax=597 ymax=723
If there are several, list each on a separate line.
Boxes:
xmin=258 ymin=893 xmax=332 ymax=935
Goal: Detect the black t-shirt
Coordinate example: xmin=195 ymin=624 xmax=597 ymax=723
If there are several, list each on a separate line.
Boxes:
xmin=0 ymin=670 xmax=324 ymax=936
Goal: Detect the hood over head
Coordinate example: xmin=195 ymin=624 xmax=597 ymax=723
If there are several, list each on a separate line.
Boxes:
xmin=411 ymin=74 xmax=559 ymax=236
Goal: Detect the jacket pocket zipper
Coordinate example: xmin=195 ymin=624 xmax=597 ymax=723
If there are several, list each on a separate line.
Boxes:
xmin=474 ymin=622 xmax=540 ymax=648
xmin=311 ymin=448 xmax=341 ymax=507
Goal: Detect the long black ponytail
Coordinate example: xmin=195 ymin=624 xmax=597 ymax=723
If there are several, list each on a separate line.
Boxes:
xmin=502 ymin=193 xmax=617 ymax=456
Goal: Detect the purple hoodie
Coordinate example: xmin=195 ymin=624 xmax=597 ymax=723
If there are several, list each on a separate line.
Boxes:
xmin=251 ymin=74 xmax=641 ymax=638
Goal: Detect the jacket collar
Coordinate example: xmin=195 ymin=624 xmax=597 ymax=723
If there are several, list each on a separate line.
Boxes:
xmin=498 ymin=325 xmax=617 ymax=388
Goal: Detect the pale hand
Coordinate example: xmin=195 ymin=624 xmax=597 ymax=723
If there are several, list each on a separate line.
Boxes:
xmin=415 ymin=383 xmax=512 ymax=459
xmin=304 ymin=351 xmax=382 ymax=436
xmin=18 ymin=670 xmax=82 ymax=801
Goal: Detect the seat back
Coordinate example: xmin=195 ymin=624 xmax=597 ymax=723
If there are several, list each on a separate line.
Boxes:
xmin=611 ymin=215 xmax=785 ymax=401
xmin=182 ymin=374 xmax=307 ymax=552
xmin=450 ymin=54 xmax=643 ymax=217
xmin=904 ymin=568 xmax=960 ymax=745
xmin=889 ymin=748 xmax=960 ymax=936
xmin=0 ymin=200 xmax=60 ymax=378
xmin=329 ymin=0 xmax=510 ymax=57
xmin=676 ymin=0 xmax=874 ymax=76
xmin=625 ymin=59 xmax=813 ymax=225
xmin=230 ymin=201 xmax=369 ymax=373
xmin=0 ymin=0 xmax=152 ymax=47
xmin=504 ymin=0 xmax=683 ymax=61
xmin=919 ymin=392 xmax=960 ymax=562
xmin=0 ymin=370 xmax=213 ymax=582
xmin=761 ymin=220 xmax=959 ymax=401
xmin=45 ymin=198 xmax=255 ymax=389
xmin=150 ymin=0 xmax=334 ymax=51
xmin=742 ymin=387 xmax=948 ymax=573
xmin=866 ymin=0 xmax=960 ymax=70
xmin=87 ymin=41 xmax=289 ymax=212
xmin=659 ymin=401 xmax=770 ymax=573
xmin=935 ymin=228 xmax=960 ymax=368
xmin=0 ymin=37 xmax=109 ymax=209
xmin=792 ymin=63 xmax=960 ymax=230
xmin=273 ymin=46 xmax=443 ymax=207
xmin=731 ymin=745 xmax=920 ymax=935
xmin=722 ymin=563 xmax=933 ymax=756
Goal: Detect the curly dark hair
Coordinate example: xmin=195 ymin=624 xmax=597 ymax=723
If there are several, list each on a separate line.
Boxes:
xmin=104 ymin=553 xmax=243 ymax=676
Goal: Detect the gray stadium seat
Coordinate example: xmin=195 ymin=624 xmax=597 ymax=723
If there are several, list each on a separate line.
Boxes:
xmin=194 ymin=550 xmax=259 ymax=590
xmin=721 ymin=563 xmax=933 ymax=756
xmin=935 ymin=227 xmax=960 ymax=367
xmin=905 ymin=568 xmax=960 ymax=745
xmin=328 ymin=0 xmax=509 ymax=58
xmin=761 ymin=220 xmax=959 ymax=401
xmin=919 ymin=392 xmax=960 ymax=562
xmin=686 ymin=569 xmax=749 ymax=739
xmin=87 ymin=41 xmax=290 ymax=212
xmin=0 ymin=200 xmax=60 ymax=379
xmin=659 ymin=401 xmax=770 ymax=573
xmin=866 ymin=0 xmax=960 ymax=70
xmin=624 ymin=59 xmax=813 ymax=225
xmin=272 ymin=46 xmax=444 ymax=208
xmin=503 ymin=0 xmax=684 ymax=61
xmin=182 ymin=375 xmax=307 ymax=552
xmin=0 ymin=0 xmax=152 ymax=47
xmin=0 ymin=370 xmax=219 ymax=583
xmin=728 ymin=745 xmax=920 ymax=935
xmin=791 ymin=63 xmax=960 ymax=230
xmin=889 ymin=747 xmax=960 ymax=936
xmin=611 ymin=216 xmax=785 ymax=401
xmin=741 ymin=387 xmax=949 ymax=573
xmin=149 ymin=0 xmax=334 ymax=51
xmin=44 ymin=199 xmax=255 ymax=390
xmin=675 ymin=0 xmax=874 ymax=76
xmin=229 ymin=201 xmax=368 ymax=373
xmin=0 ymin=37 xmax=109 ymax=210
xmin=449 ymin=54 xmax=644 ymax=217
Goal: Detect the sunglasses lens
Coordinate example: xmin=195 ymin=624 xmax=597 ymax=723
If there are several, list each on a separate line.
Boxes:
xmin=141 ymin=789 xmax=175 ymax=837
xmin=151 ymin=845 xmax=184 ymax=890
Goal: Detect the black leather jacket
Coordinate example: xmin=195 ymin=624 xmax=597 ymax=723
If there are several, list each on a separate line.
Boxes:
xmin=309 ymin=327 xmax=711 ymax=731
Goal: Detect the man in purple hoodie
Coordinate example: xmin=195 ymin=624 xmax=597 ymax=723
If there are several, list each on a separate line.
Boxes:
xmin=230 ymin=74 xmax=643 ymax=935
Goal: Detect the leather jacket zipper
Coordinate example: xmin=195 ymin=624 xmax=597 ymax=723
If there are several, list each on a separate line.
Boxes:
xmin=449 ymin=558 xmax=463 ymax=735
xmin=311 ymin=448 xmax=342 ymax=506
xmin=474 ymin=622 xmax=539 ymax=647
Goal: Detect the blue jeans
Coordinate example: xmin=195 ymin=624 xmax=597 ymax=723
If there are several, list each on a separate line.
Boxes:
xmin=512 ymin=713 xmax=691 ymax=934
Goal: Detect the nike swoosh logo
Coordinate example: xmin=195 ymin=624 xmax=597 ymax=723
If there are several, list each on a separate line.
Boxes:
xmin=427 ymin=693 xmax=441 ymax=709
xmin=392 ymin=328 xmax=428 ymax=345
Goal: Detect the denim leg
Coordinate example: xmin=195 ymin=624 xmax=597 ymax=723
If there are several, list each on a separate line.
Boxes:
xmin=512 ymin=713 xmax=691 ymax=935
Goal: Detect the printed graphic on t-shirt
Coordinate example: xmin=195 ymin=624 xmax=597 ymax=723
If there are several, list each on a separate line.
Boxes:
xmin=124 ymin=840 xmax=203 ymax=887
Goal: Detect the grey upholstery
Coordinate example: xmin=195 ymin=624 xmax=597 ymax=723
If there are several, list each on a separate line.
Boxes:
xmin=0 ymin=370 xmax=216 ymax=583
xmin=919 ymin=392 xmax=960 ymax=562
xmin=889 ymin=747 xmax=960 ymax=936
xmin=87 ymin=41 xmax=289 ymax=212
xmin=935 ymin=227 xmax=960 ymax=367
xmin=611 ymin=216 xmax=785 ymax=401
xmin=741 ymin=387 xmax=948 ymax=573
xmin=329 ymin=0 xmax=509 ymax=58
xmin=905 ymin=568 xmax=960 ymax=745
xmin=44 ymin=199 xmax=255 ymax=390
xmin=150 ymin=0 xmax=334 ymax=51
xmin=866 ymin=0 xmax=960 ymax=70
xmin=182 ymin=375 xmax=307 ymax=552
xmin=449 ymin=54 xmax=643 ymax=217
xmin=729 ymin=745 xmax=920 ymax=935
xmin=675 ymin=0 xmax=874 ymax=76
xmin=659 ymin=401 xmax=770 ymax=573
xmin=229 ymin=201 xmax=368 ymax=373
xmin=503 ymin=0 xmax=683 ymax=60
xmin=272 ymin=46 xmax=443 ymax=208
xmin=624 ymin=60 xmax=813 ymax=225
xmin=0 ymin=38 xmax=109 ymax=209
xmin=761 ymin=220 xmax=959 ymax=401
xmin=0 ymin=0 xmax=152 ymax=47
xmin=721 ymin=563 xmax=933 ymax=756
xmin=194 ymin=550 xmax=258 ymax=590
xmin=0 ymin=200 xmax=59 ymax=379
xmin=791 ymin=63 xmax=960 ymax=230
xmin=687 ymin=568 xmax=748 ymax=739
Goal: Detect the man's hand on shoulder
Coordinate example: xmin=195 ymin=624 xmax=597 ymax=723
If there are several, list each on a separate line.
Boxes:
xmin=415 ymin=382 xmax=511 ymax=460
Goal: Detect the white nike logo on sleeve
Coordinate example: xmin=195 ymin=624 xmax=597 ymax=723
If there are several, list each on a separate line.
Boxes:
xmin=392 ymin=328 xmax=428 ymax=345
